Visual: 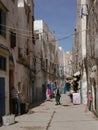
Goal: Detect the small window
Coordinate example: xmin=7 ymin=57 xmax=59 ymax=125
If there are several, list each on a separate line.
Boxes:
xmin=0 ymin=56 xmax=6 ymax=71
xmin=35 ymin=33 xmax=39 ymax=40
xmin=46 ymin=59 xmax=48 ymax=69
xmin=10 ymin=32 xmax=16 ymax=48
xmin=0 ymin=8 xmax=6 ymax=37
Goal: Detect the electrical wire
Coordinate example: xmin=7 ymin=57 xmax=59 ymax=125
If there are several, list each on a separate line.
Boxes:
xmin=0 ymin=28 xmax=72 ymax=69
xmin=0 ymin=23 xmax=72 ymax=40
xmin=0 ymin=29 xmax=33 ymax=41
xmin=58 ymin=33 xmax=75 ymax=41
xmin=0 ymin=23 xmax=88 ymax=44
xmin=0 ymin=29 xmax=72 ymax=76
xmin=0 ymin=24 xmax=33 ymax=33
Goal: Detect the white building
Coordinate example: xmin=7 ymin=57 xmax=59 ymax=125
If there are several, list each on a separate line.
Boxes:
xmin=57 ymin=47 xmax=65 ymax=88
xmin=73 ymin=0 xmax=88 ymax=104
xmin=64 ymin=51 xmax=72 ymax=79
xmin=80 ymin=0 xmax=88 ymax=104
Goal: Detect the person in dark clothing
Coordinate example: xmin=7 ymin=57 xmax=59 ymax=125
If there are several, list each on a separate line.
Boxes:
xmin=11 ymin=86 xmax=21 ymax=115
xmin=42 ymin=84 xmax=46 ymax=100
xmin=73 ymin=81 xmax=78 ymax=93
xmin=55 ymin=89 xmax=61 ymax=105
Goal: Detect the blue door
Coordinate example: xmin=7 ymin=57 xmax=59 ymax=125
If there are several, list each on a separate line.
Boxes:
xmin=0 ymin=77 xmax=5 ymax=122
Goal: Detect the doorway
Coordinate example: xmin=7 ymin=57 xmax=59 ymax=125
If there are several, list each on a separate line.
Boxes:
xmin=9 ymin=67 xmax=14 ymax=113
xmin=0 ymin=77 xmax=5 ymax=122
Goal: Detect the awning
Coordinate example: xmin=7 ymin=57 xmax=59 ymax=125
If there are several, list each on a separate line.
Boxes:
xmin=74 ymin=71 xmax=80 ymax=76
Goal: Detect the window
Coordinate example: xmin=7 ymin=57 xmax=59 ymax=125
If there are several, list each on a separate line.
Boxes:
xmin=32 ymin=58 xmax=36 ymax=73
xmin=0 ymin=8 xmax=6 ymax=37
xmin=10 ymin=32 xmax=16 ymax=48
xmin=34 ymin=30 xmax=40 ymax=40
xmin=41 ymin=58 xmax=45 ymax=69
xmin=35 ymin=33 xmax=39 ymax=40
xmin=46 ymin=59 xmax=48 ymax=69
xmin=11 ymin=0 xmax=15 ymax=3
xmin=0 ymin=56 xmax=6 ymax=71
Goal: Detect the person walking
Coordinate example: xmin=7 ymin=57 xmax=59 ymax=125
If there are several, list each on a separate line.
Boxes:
xmin=11 ymin=86 xmax=21 ymax=115
xmin=84 ymin=90 xmax=93 ymax=112
xmin=88 ymin=90 xmax=93 ymax=111
xmin=69 ymin=83 xmax=74 ymax=102
xmin=46 ymin=87 xmax=51 ymax=101
xmin=55 ymin=88 xmax=61 ymax=105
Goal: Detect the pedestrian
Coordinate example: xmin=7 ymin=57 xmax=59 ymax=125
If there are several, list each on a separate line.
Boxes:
xmin=55 ymin=88 xmax=61 ymax=105
xmin=70 ymin=89 xmax=74 ymax=103
xmin=69 ymin=83 xmax=74 ymax=102
xmin=84 ymin=90 xmax=93 ymax=112
xmin=46 ymin=87 xmax=51 ymax=101
xmin=11 ymin=86 xmax=21 ymax=115
xmin=73 ymin=81 xmax=78 ymax=93
xmin=88 ymin=90 xmax=93 ymax=111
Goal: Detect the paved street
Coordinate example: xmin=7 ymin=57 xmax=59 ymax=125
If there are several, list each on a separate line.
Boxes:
xmin=0 ymin=94 xmax=98 ymax=130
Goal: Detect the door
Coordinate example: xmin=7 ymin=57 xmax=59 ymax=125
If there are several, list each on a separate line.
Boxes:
xmin=0 ymin=77 xmax=5 ymax=122
xmin=9 ymin=69 xmax=14 ymax=113
xmin=32 ymin=81 xmax=35 ymax=103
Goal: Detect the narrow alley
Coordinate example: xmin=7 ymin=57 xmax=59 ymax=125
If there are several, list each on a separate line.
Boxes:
xmin=0 ymin=94 xmax=98 ymax=130
xmin=0 ymin=0 xmax=98 ymax=129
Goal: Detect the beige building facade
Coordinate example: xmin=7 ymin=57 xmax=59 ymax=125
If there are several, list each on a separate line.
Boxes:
xmin=0 ymin=0 xmax=34 ymax=120
xmin=86 ymin=0 xmax=98 ymax=114
xmin=73 ymin=0 xmax=88 ymax=104
xmin=34 ymin=20 xmax=59 ymax=100
xmin=73 ymin=0 xmax=98 ymax=114
xmin=0 ymin=0 xmax=18 ymax=121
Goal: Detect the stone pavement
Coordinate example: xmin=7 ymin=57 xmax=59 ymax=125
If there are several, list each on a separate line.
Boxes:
xmin=0 ymin=94 xmax=98 ymax=130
